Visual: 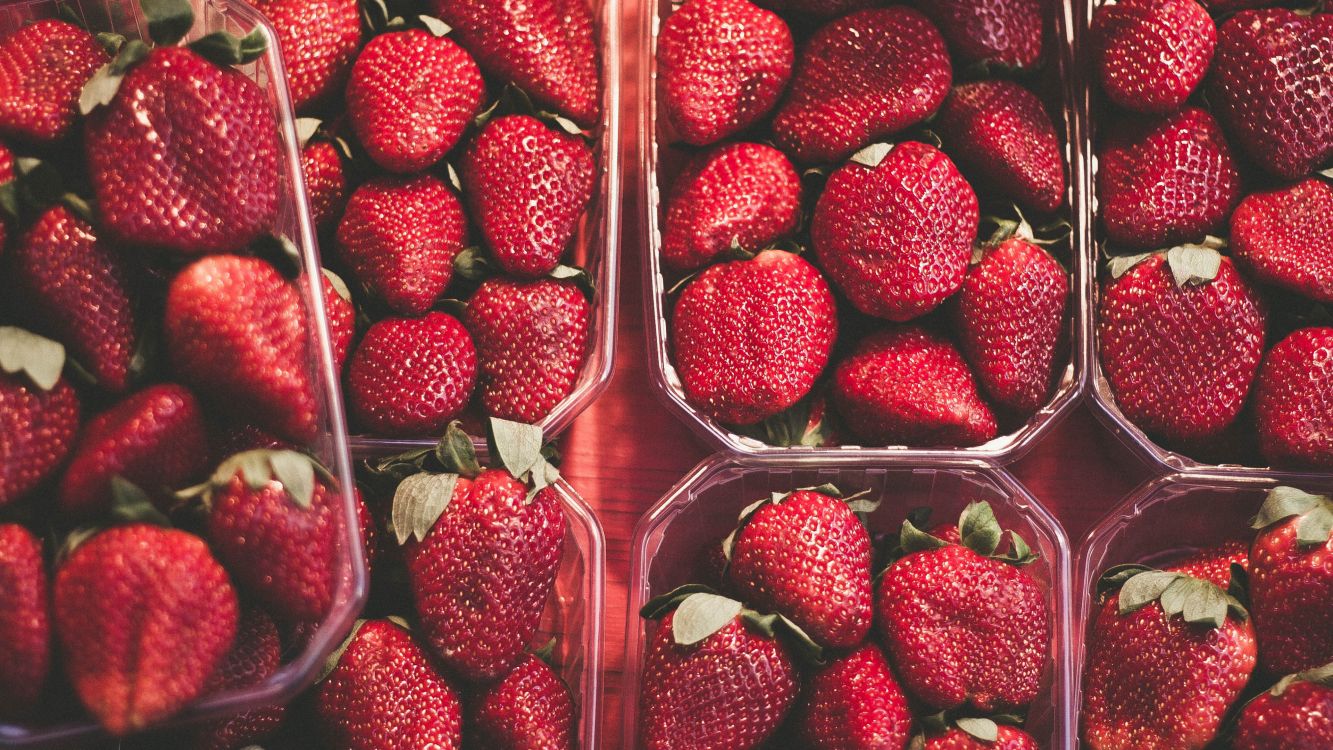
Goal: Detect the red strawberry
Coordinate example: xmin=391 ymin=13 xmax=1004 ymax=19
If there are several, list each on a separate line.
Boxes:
xmin=1097 ymin=107 xmax=1241 ymax=249
xmin=725 ymin=488 xmax=873 ymax=649
xmin=316 ymin=619 xmax=463 ymax=750
xmin=321 ymin=269 xmax=355 ymax=371
xmin=1098 ymin=250 xmax=1266 ymax=443
xmin=0 ymin=328 xmax=81 ymax=508
xmin=1255 ymin=327 xmax=1333 ymax=470
xmin=1234 ymin=669 xmax=1333 ymax=750
xmin=354 ymin=487 xmax=381 ymax=575
xmin=302 ymin=138 xmax=348 ymax=233
xmin=1249 ymin=487 xmax=1333 ymax=674
xmin=345 ymin=29 xmax=484 ymax=174
xmin=335 ymin=173 xmax=467 ymax=315
xmin=1091 ymin=0 xmax=1215 ymax=114
xmin=876 ymin=503 xmax=1048 ymax=711
xmin=56 ymin=383 xmax=208 ymax=519
xmin=210 ymin=422 xmax=294 ymax=459
xmin=0 ymin=139 xmax=12 ymax=252
xmin=0 ymin=19 xmax=106 ymax=143
xmin=0 ymin=524 xmax=49 ymax=721
xmin=427 ymin=0 xmax=600 ymax=126
xmin=796 ymin=643 xmax=911 ymax=750
xmin=935 ymin=80 xmax=1065 ymax=214
xmin=10 ymin=204 xmax=138 ymax=393
xmin=252 ymin=0 xmax=362 ymax=111
xmin=832 ymin=327 xmax=997 ymax=447
xmin=348 ymin=312 xmax=477 ymax=437
xmin=165 ymin=255 xmax=319 ymax=443
xmin=658 ymin=0 xmax=793 ymax=146
xmin=671 ymin=249 xmax=838 ymax=425
xmin=812 ymin=141 xmax=978 ymax=321
xmin=469 ymin=654 xmax=575 ymax=749
xmin=661 ymin=142 xmax=801 ymax=271
xmin=55 ymin=524 xmax=239 ymax=735
xmin=914 ymin=0 xmax=1044 ymax=71
xmin=459 ymin=115 xmax=595 ymax=278
xmin=85 ymin=46 xmax=280 ymax=255
xmin=1210 ymin=10 xmax=1333 ymax=180
xmin=771 ymin=8 xmax=951 ymax=164
xmin=1231 ymin=178 xmax=1333 ymax=303
xmin=185 ymin=608 xmax=285 ymax=750
xmin=922 ymin=723 xmax=1041 ymax=750
xmin=465 ymin=276 xmax=590 ymax=424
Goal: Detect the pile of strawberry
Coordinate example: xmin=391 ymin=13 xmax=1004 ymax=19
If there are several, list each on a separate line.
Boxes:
xmin=261 ymin=0 xmax=602 ymax=438
xmin=656 ymin=0 xmax=1071 ymax=448
xmin=1091 ymin=0 xmax=1333 ymax=469
xmin=1081 ymin=486 xmax=1333 ymax=749
xmin=636 ymin=490 xmax=1054 ymax=749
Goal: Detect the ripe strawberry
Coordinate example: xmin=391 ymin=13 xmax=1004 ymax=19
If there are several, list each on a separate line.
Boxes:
xmin=10 ymin=204 xmax=139 ymax=393
xmin=671 ymin=249 xmax=838 ymax=425
xmin=771 ymin=7 xmax=951 ymax=164
xmin=812 ymin=140 xmax=978 ymax=321
xmin=348 ymin=312 xmax=477 ymax=437
xmin=165 ymin=255 xmax=319 ymax=443
xmin=210 ymin=421 xmax=294 ymax=459
xmin=1254 ymin=327 xmax=1333 ymax=470
xmin=0 ymin=328 xmax=81 ymax=508
xmin=658 ymin=0 xmax=793 ymax=146
xmin=55 ymin=524 xmax=239 ymax=736
xmin=0 ymin=524 xmax=49 ymax=721
xmin=1249 ymin=487 xmax=1333 ymax=674
xmin=1090 ymin=0 xmax=1215 ymax=114
xmin=316 ymin=619 xmax=463 ymax=750
xmin=1234 ymin=668 xmax=1333 ymax=750
xmin=0 ymin=139 xmax=12 ymax=252
xmin=469 ymin=654 xmax=575 ymax=749
xmin=302 ymin=138 xmax=348 ymax=233
xmin=915 ymin=0 xmax=1044 ymax=71
xmin=876 ymin=503 xmax=1047 ymax=711
xmin=1097 ymin=107 xmax=1241 ymax=249
xmin=935 ymin=80 xmax=1065 ymax=214
xmin=921 ymin=723 xmax=1041 ymax=750
xmin=955 ymin=234 xmax=1067 ymax=415
xmin=1210 ymin=10 xmax=1333 ymax=180
xmin=428 ymin=0 xmax=600 ymax=126
xmin=345 ymin=29 xmax=484 ymax=174
xmin=1098 ymin=250 xmax=1266 ymax=443
xmin=56 ymin=383 xmax=208 ymax=519
xmin=796 ymin=643 xmax=911 ymax=750
xmin=661 ymin=142 xmax=801 ymax=271
xmin=321 ymin=269 xmax=355 ymax=371
xmin=832 ymin=327 xmax=997 ymax=447
xmin=459 ymin=115 xmax=595 ymax=278
xmin=335 ymin=173 xmax=467 ymax=316
xmin=1231 ymin=178 xmax=1333 ymax=303
xmin=251 ymin=0 xmax=362 ymax=111
xmin=185 ymin=608 xmax=285 ymax=750
xmin=0 ymin=19 xmax=106 ymax=143
xmin=725 ymin=488 xmax=873 ymax=649
xmin=85 ymin=46 xmax=280 ymax=255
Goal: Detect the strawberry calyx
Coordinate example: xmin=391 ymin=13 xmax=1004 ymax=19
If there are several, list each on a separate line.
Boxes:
xmin=1105 ymin=236 xmax=1227 ymax=286
xmin=719 ymin=484 xmax=878 ymax=563
xmin=1099 ymin=561 xmax=1249 ymax=629
xmin=177 ymin=449 xmax=331 ymax=514
xmin=108 ymin=475 xmax=172 ymax=526
xmin=0 ymin=158 xmax=93 ymax=227
xmin=974 ymin=205 xmax=1071 ymax=263
xmin=849 ymin=142 xmax=894 ymax=169
xmin=474 ymin=85 xmax=590 ymax=139
xmin=908 ymin=711 xmax=1025 ymax=749
xmin=0 ymin=326 xmax=66 ymax=391
xmin=1250 ymin=485 xmax=1333 ymax=547
xmin=361 ymin=0 xmax=452 ymax=38
xmin=897 ymin=501 xmax=1038 ymax=566
xmin=489 ymin=417 xmax=561 ymax=498
xmin=639 ymin=584 xmax=824 ymax=662
xmin=735 ymin=392 xmax=832 ymax=448
xmin=453 ymin=246 xmax=595 ymax=297
xmin=1270 ymin=661 xmax=1333 ymax=697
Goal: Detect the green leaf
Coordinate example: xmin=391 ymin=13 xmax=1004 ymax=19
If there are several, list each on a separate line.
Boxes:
xmin=899 ymin=518 xmax=948 ymax=554
xmin=316 ymin=619 xmax=368 ymax=683
xmin=721 ymin=496 xmax=772 ymax=561
xmin=238 ymin=28 xmax=267 ymax=61
xmin=417 ymin=14 xmax=451 ymax=35
xmin=189 ymin=30 xmax=267 ymax=66
xmin=445 ymin=162 xmax=462 ymax=192
xmin=0 ymin=326 xmax=66 ymax=391
xmin=1118 ymin=570 xmax=1180 ymax=614
xmin=296 ymin=118 xmax=322 ymax=148
xmin=79 ymin=38 xmax=146 ymax=114
xmin=434 ymin=421 xmax=481 ymax=477
xmin=269 ymin=451 xmax=316 ymax=509
xmin=995 ymin=529 xmax=1039 ymax=566
xmin=390 ymin=472 xmax=458 ymax=545
xmin=492 ymin=418 xmax=546 ymax=481
xmin=955 ymin=717 xmax=999 ymax=743
xmin=1297 ymin=505 xmax=1333 ymax=547
xmin=1252 ymin=486 xmax=1328 ymax=529
xmin=452 ymin=246 xmax=495 ymax=282
xmin=1278 ymin=662 xmax=1333 ymax=695
xmin=109 ymin=476 xmax=171 ymax=526
xmin=844 ymin=492 xmax=881 ymax=515
xmin=142 ymin=0 xmax=194 ymax=45
xmin=322 ymin=268 xmax=352 ymax=302
xmin=639 ymin=583 xmax=716 ymax=619
xmin=1097 ymin=563 xmax=1153 ymax=597
xmin=671 ymin=593 xmax=742 ymax=646
xmin=958 ymin=500 xmax=1002 ymax=556
xmin=95 ymin=32 xmax=126 ymax=56
xmin=849 ymin=142 xmax=893 ymax=168
xmin=1165 ymin=243 xmax=1223 ymax=287
xmin=1106 ymin=251 xmax=1154 ymax=280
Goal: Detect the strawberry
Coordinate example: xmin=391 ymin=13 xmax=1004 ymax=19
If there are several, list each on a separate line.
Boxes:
xmin=1231 ymin=178 xmax=1333 ymax=303
xmin=1248 ymin=487 xmax=1333 ymax=674
xmin=832 ymin=326 xmax=997 ymax=447
xmin=56 ymin=383 xmax=208 ymax=519
xmin=465 ymin=276 xmax=590 ymax=424
xmin=322 ymin=269 xmax=355 ymax=371
xmin=347 ymin=312 xmax=477 ymax=437
xmin=345 ymin=29 xmax=484 ymax=174
xmin=459 ymin=115 xmax=595 ymax=278
xmin=1234 ymin=666 xmax=1333 ymax=750
xmin=920 ymin=722 xmax=1041 ymax=750
xmin=251 ymin=0 xmax=362 ymax=111
xmin=875 ymin=502 xmax=1047 ymax=711
xmin=661 ymin=142 xmax=801 ymax=271
xmin=1210 ymin=10 xmax=1333 ymax=180
xmin=1081 ymin=546 xmax=1256 ymax=750
xmin=1254 ymin=328 xmax=1333 ymax=469
xmin=658 ymin=0 xmax=793 ymax=146
xmin=302 ymin=138 xmax=348 ymax=233
xmin=468 ymin=654 xmax=575 ymax=749
xmin=914 ymin=0 xmax=1044 ymax=71
xmin=724 ymin=488 xmax=873 ymax=649
xmin=935 ymin=80 xmax=1065 ymax=214
xmin=812 ymin=141 xmax=978 ymax=321
xmin=185 ymin=608 xmax=285 ymax=750
xmin=315 ymin=619 xmax=463 ymax=750
xmin=10 ymin=204 xmax=139 ymax=393
xmin=0 ymin=139 xmax=12 ymax=252
xmin=55 ymin=524 xmax=239 ymax=735
xmin=1097 ymin=107 xmax=1241 ymax=249
xmin=670 ymin=249 xmax=838 ymax=426
xmin=1090 ymin=0 xmax=1215 ymax=115
xmin=0 ymin=524 xmax=49 ymax=721
xmin=335 ymin=173 xmax=467 ymax=316
xmin=165 ymin=255 xmax=319 ymax=443
xmin=0 ymin=327 xmax=81 ymax=507
xmin=427 ymin=0 xmax=600 ymax=126
xmin=0 ymin=19 xmax=106 ymax=143
xmin=1097 ymin=249 xmax=1266 ymax=443
xmin=771 ymin=8 xmax=951 ymax=164
xmin=795 ymin=643 xmax=911 ymax=750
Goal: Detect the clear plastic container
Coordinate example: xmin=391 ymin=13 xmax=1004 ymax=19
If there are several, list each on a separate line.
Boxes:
xmin=637 ymin=0 xmax=1090 ymax=463
xmin=624 ymin=455 xmax=1075 ymax=749
xmin=0 ymin=0 xmax=368 ymax=745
